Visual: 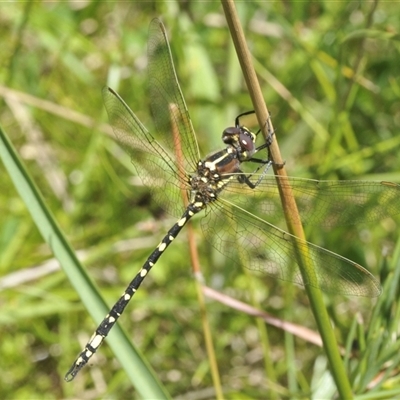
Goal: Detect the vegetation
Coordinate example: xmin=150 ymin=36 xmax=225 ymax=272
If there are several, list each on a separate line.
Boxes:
xmin=1 ymin=1 xmax=400 ymax=398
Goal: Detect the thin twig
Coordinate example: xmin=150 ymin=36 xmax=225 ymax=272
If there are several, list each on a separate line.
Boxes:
xmin=220 ymin=1 xmax=354 ymax=398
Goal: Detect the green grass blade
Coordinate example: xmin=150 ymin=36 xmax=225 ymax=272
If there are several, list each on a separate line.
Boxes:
xmin=0 ymin=123 xmax=170 ymax=399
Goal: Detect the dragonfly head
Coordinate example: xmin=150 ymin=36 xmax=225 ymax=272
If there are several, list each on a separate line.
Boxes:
xmin=222 ymin=126 xmax=257 ymax=161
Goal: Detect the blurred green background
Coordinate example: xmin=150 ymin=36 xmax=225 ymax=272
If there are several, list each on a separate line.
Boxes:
xmin=1 ymin=1 xmax=400 ymax=399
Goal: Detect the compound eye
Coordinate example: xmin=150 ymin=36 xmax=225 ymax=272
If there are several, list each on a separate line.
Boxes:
xmin=222 ymin=127 xmax=241 ymax=144
xmin=239 ymin=131 xmax=255 ymax=152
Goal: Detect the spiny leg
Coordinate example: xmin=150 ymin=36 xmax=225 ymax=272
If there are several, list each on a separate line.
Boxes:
xmin=64 ymin=207 xmax=199 ymax=381
xmin=237 ymin=115 xmax=274 ymax=189
xmin=243 ymin=115 xmax=285 ymax=188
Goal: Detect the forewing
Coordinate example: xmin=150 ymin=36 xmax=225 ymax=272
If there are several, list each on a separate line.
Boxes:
xmin=220 ymin=175 xmax=400 ymax=228
xmin=102 ymin=87 xmax=189 ymax=218
xmin=147 ymin=18 xmax=200 ymax=169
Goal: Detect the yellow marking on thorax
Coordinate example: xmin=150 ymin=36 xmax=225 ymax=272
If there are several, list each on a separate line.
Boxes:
xmin=204 ymin=152 xmax=230 ymax=170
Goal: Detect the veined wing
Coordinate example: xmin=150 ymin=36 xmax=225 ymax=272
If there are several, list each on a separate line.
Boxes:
xmin=219 ymin=175 xmax=400 ymax=228
xmin=103 ymin=87 xmax=190 ymax=218
xmin=203 ymin=197 xmax=381 ymax=297
xmin=147 ymin=18 xmax=201 ymax=170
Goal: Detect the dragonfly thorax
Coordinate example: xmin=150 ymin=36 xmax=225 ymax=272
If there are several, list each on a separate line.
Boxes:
xmin=189 ymin=143 xmax=247 ymax=206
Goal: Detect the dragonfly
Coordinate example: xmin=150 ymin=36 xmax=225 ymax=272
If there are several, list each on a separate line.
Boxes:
xmin=65 ymin=18 xmax=400 ymax=381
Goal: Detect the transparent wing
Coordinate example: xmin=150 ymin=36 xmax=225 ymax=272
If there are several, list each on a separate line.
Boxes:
xmin=147 ymin=18 xmax=200 ymax=169
xmin=203 ymin=198 xmax=382 ymax=297
xmin=220 ymin=175 xmax=400 ymax=228
xmin=102 ymin=19 xmax=201 ymax=218
xmin=103 ymin=87 xmax=189 ymax=218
